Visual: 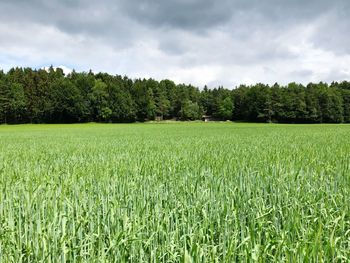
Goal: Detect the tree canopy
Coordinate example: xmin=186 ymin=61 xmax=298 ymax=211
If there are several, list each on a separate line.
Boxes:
xmin=1 ymin=67 xmax=350 ymax=124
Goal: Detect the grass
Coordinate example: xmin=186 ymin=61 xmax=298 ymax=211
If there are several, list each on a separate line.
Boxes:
xmin=0 ymin=123 xmax=349 ymax=262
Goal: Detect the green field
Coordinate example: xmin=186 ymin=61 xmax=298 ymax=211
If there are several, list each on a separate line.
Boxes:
xmin=0 ymin=123 xmax=349 ymax=262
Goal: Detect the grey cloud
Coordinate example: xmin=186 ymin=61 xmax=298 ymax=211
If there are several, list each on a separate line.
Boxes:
xmin=119 ymin=0 xmax=336 ymax=32
xmin=289 ymin=69 xmax=315 ymax=83
xmin=0 ymin=0 xmax=340 ymax=34
xmin=0 ymin=0 xmax=141 ymax=50
xmin=323 ymin=69 xmax=350 ymax=83
xmin=119 ymin=0 xmax=234 ymax=31
xmin=291 ymin=69 xmax=314 ymax=78
xmin=310 ymin=6 xmax=350 ymax=54
xmin=0 ymin=0 xmax=349 ymax=87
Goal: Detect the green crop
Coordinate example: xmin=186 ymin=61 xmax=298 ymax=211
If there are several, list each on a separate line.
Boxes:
xmin=0 ymin=123 xmax=349 ymax=262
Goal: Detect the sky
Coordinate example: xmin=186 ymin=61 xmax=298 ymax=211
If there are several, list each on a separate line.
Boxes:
xmin=0 ymin=0 xmax=350 ymax=88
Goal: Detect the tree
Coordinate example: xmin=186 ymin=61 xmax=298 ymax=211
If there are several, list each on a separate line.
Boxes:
xmin=67 ymin=71 xmax=94 ymax=121
xmin=50 ymin=77 xmax=86 ymax=123
xmin=1 ymin=67 xmax=349 ymax=124
xmin=218 ymin=96 xmax=234 ymax=120
xmin=89 ymin=79 xmax=112 ymax=122
xmin=240 ymin=83 xmax=270 ymax=122
xmin=279 ymin=83 xmax=307 ymax=123
xmin=318 ymin=86 xmax=343 ymax=123
xmin=154 ymin=81 xmax=170 ymax=119
xmin=340 ymin=89 xmax=350 ymax=123
xmin=0 ymin=81 xmax=26 ymax=123
xmin=305 ymin=83 xmax=322 ymax=123
xmin=180 ymin=100 xmax=203 ymax=120
xmin=133 ymin=79 xmax=156 ymax=120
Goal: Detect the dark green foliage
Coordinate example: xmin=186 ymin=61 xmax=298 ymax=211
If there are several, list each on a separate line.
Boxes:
xmin=0 ymin=67 xmax=349 ymax=123
xmin=218 ymin=97 xmax=234 ymax=120
xmin=340 ymin=89 xmax=350 ymax=123
xmin=0 ymin=81 xmax=26 ymax=123
xmin=180 ymin=100 xmax=203 ymax=120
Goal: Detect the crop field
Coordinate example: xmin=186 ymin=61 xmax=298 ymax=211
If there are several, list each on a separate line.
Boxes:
xmin=0 ymin=123 xmax=349 ymax=262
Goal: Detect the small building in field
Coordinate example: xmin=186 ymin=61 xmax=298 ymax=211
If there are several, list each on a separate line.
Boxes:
xmin=155 ymin=116 xmax=163 ymax=121
xmin=202 ymin=115 xmax=215 ymax=122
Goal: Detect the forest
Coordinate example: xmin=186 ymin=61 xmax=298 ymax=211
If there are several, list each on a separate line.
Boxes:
xmin=1 ymin=67 xmax=350 ymax=124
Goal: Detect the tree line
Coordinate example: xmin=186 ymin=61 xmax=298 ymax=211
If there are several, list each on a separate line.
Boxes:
xmin=1 ymin=67 xmax=350 ymax=124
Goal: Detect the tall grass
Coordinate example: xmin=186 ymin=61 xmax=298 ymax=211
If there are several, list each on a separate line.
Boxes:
xmin=0 ymin=123 xmax=349 ymax=262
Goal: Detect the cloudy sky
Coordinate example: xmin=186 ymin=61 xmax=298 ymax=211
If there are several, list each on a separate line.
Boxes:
xmin=0 ymin=0 xmax=349 ymax=87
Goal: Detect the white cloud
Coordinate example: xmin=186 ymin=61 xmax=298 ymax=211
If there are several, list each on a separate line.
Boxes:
xmin=0 ymin=0 xmax=349 ymax=88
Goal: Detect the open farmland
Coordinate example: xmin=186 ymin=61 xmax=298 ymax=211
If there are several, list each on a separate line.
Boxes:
xmin=0 ymin=123 xmax=349 ymax=262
